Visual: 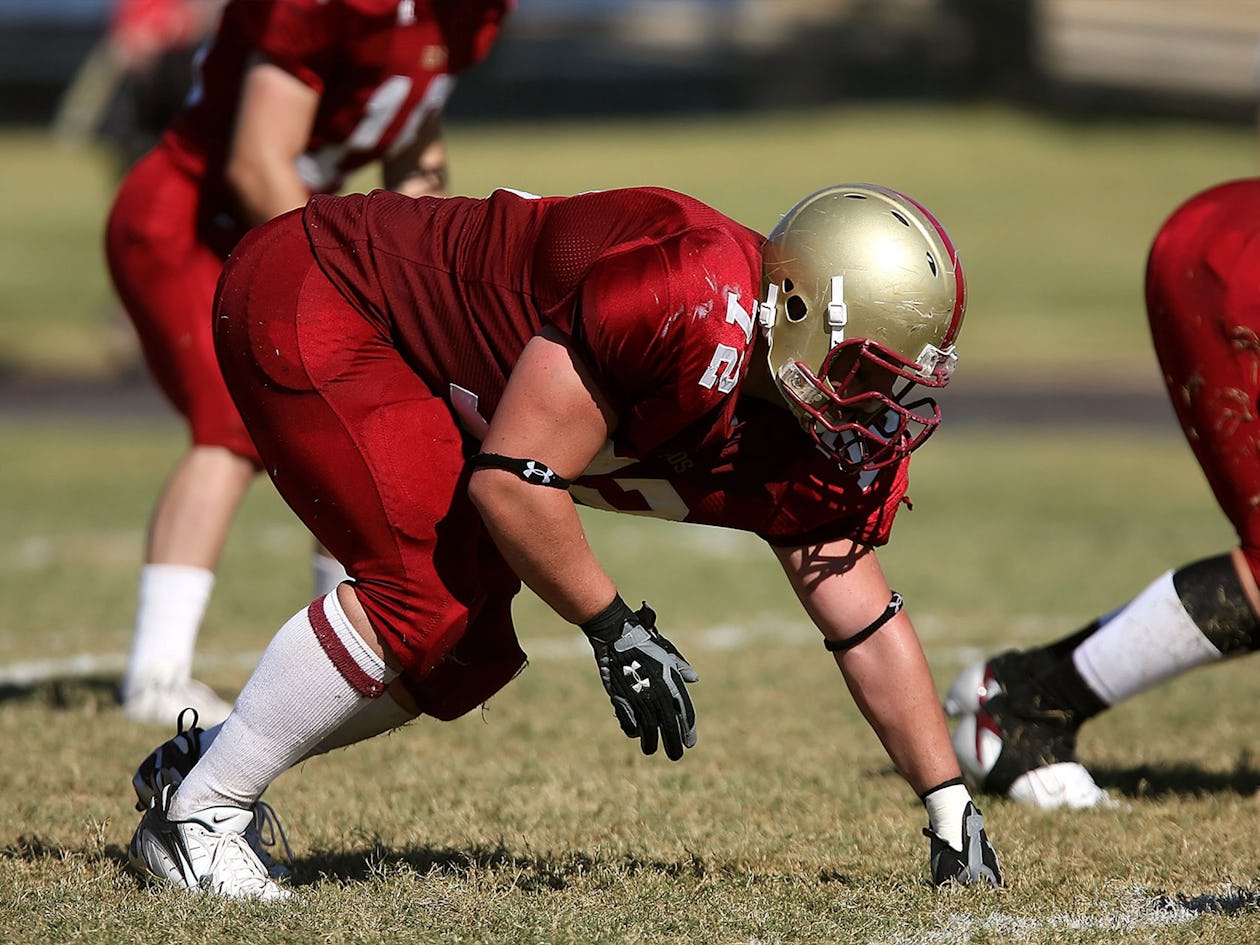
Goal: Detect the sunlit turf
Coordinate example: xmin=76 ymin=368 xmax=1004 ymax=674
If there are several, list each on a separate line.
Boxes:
xmin=1 ymin=417 xmax=1257 ymax=943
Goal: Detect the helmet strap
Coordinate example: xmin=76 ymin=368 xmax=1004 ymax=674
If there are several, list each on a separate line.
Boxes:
xmin=757 ymin=282 xmax=779 ymax=332
xmin=826 ymin=274 xmax=847 ymax=347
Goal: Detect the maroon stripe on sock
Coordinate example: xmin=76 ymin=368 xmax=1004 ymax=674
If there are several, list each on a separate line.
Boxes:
xmin=308 ymin=597 xmax=385 ymax=697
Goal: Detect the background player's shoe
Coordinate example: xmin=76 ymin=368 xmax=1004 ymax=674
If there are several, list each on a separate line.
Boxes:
xmin=128 ymin=784 xmax=291 ymax=901
xmin=132 ymin=709 xmax=292 ymax=879
xmin=925 ymin=801 xmax=1002 ymax=887
xmin=945 ymin=653 xmax=1113 ymax=810
xmin=121 ymin=676 xmax=232 ymax=727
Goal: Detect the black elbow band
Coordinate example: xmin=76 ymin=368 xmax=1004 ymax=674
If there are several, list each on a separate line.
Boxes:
xmin=824 ymin=591 xmax=904 ymax=653
xmin=468 ymin=452 xmax=572 ymax=490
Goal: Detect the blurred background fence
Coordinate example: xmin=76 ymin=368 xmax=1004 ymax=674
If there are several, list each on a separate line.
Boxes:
xmin=3 ymin=0 xmax=1260 ymax=126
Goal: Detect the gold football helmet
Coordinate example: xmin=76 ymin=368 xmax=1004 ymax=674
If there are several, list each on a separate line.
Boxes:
xmin=758 ymin=183 xmax=965 ymax=472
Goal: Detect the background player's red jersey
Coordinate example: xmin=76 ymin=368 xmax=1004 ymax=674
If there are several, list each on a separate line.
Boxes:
xmin=304 ymin=186 xmax=910 ymax=547
xmin=165 ymin=0 xmax=509 ymax=192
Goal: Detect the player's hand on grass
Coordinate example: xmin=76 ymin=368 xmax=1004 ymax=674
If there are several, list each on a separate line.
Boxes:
xmin=580 ymin=595 xmax=698 ymax=760
xmin=925 ymin=801 xmax=1003 ymax=888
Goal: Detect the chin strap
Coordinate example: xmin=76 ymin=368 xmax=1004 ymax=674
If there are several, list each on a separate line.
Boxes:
xmin=824 ymin=591 xmax=903 ymax=652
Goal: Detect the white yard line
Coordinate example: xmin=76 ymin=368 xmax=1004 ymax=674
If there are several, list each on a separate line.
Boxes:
xmin=0 ymin=611 xmax=1080 ymax=687
xmin=852 ymin=884 xmax=1260 ymax=945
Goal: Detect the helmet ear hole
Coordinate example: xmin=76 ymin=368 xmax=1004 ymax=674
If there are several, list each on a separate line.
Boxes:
xmin=785 ymin=295 xmax=808 ymax=323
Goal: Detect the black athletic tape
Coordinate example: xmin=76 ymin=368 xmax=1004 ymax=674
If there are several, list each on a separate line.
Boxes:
xmin=824 ymin=591 xmax=904 ymax=653
xmin=468 ymin=452 xmax=572 ymax=490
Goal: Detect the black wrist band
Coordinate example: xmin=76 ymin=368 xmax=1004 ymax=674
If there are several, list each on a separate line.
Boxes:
xmin=580 ymin=594 xmax=634 ymax=644
xmin=919 ymin=776 xmax=966 ymax=802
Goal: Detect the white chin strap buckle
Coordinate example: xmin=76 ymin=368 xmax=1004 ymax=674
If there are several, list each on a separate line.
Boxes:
xmin=758 ymin=283 xmax=779 ymax=331
xmin=827 ymin=275 xmax=847 ymax=347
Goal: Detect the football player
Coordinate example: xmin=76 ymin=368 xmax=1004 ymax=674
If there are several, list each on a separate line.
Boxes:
xmin=104 ymin=0 xmax=511 ymax=726
xmin=947 ymin=179 xmax=1260 ymax=809
xmin=126 ymin=183 xmax=1003 ymax=899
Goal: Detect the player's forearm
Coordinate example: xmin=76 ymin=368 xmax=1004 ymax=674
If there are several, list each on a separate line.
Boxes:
xmin=225 ymin=155 xmax=309 ymax=227
xmin=469 ymin=470 xmax=617 ymax=624
xmin=384 ymin=136 xmax=447 ymax=198
xmin=834 ymin=617 xmax=962 ymax=795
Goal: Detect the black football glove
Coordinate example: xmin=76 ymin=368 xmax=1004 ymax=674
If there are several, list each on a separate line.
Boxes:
xmin=580 ymin=595 xmax=699 ymax=760
xmin=925 ymin=801 xmax=1003 ymax=888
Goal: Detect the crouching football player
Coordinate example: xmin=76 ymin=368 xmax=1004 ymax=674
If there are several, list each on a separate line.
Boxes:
xmin=126 ymin=183 xmax=1002 ymax=899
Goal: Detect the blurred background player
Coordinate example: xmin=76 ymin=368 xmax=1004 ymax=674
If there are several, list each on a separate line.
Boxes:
xmin=55 ymin=0 xmax=224 ymax=174
xmin=104 ymin=0 xmax=512 ymax=725
xmin=946 ymin=178 xmax=1260 ymax=809
xmin=126 ymin=183 xmax=1001 ymax=899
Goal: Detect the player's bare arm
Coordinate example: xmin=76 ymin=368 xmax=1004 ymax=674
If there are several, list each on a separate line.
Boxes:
xmin=773 ymin=539 xmax=962 ymax=796
xmin=383 ymin=110 xmax=448 ymax=197
xmin=469 ymin=325 xmax=699 ymax=760
xmin=469 ymin=325 xmax=619 ymax=624
xmin=225 ymin=56 xmax=318 ymax=226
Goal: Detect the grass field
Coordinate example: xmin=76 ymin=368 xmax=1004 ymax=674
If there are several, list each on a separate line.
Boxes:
xmin=2 ymin=103 xmax=1260 ymax=942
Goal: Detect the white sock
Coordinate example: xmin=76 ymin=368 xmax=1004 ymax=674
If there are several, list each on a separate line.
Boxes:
xmin=312 ymin=552 xmax=350 ymax=598
xmin=196 ymin=692 xmax=416 ymax=759
xmin=923 ymin=782 xmax=971 ymax=852
xmin=170 ymin=591 xmax=396 ymax=817
xmin=121 ymin=564 xmax=214 ymax=697
xmin=1073 ymin=570 xmax=1222 ymax=706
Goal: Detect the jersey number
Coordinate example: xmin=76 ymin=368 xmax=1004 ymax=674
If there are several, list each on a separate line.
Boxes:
xmin=698 ymin=291 xmax=755 ymax=393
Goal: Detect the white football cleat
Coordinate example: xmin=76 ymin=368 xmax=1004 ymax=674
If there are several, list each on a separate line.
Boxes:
xmin=946 ymin=657 xmax=1115 ymax=811
xmin=129 ymin=784 xmax=291 ymax=901
xmin=132 ymin=708 xmax=292 ymax=879
xmin=1006 ymin=762 xmax=1116 ymax=810
xmin=942 ymin=659 xmax=990 ymax=718
xmin=121 ymin=677 xmax=232 ymax=727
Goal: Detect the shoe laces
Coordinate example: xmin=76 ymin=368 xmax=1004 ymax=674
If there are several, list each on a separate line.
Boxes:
xmin=200 ymin=828 xmax=279 ymax=897
xmin=250 ymin=800 xmax=294 ymax=871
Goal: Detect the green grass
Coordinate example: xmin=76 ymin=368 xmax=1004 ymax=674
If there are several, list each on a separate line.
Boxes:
xmin=1 ymin=103 xmax=1255 ymax=380
xmin=1 ymin=417 xmax=1256 ymax=943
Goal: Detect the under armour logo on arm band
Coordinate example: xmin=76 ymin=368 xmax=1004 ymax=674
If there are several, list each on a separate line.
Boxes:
xmin=468 ymin=452 xmax=572 ymax=489
xmin=824 ymin=591 xmax=904 ymax=652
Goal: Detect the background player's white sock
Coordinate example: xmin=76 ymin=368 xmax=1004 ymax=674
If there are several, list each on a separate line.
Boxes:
xmin=121 ymin=564 xmax=214 ymax=696
xmin=1073 ymin=570 xmax=1221 ymax=706
xmin=169 ymin=591 xmax=396 ymax=817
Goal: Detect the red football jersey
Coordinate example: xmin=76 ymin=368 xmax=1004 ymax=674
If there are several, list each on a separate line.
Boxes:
xmin=165 ymin=0 xmax=509 ymax=189
xmin=305 ymin=186 xmax=910 ymax=547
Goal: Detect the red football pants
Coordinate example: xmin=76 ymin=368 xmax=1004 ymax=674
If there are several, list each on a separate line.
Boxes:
xmin=1146 ymin=178 xmax=1260 ymax=584
xmin=214 ymin=210 xmax=526 ymax=720
xmin=104 ymin=141 xmax=259 ymax=462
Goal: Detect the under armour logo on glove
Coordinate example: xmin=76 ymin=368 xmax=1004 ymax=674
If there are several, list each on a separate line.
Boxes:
xmin=624 ymin=661 xmax=649 ymax=693
xmin=581 ymin=595 xmax=699 ymax=760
